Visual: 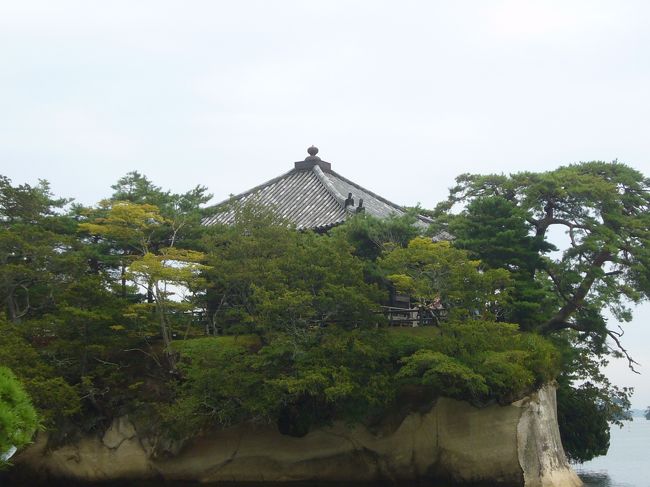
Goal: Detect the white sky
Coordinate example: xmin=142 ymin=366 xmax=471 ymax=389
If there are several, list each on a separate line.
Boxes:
xmin=1 ymin=1 xmax=649 ymax=407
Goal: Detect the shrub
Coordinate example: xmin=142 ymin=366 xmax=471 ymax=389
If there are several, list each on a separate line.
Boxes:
xmin=0 ymin=367 xmax=39 ymax=468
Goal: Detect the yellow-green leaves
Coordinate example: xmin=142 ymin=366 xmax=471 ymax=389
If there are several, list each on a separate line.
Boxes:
xmin=380 ymin=237 xmax=511 ymax=321
xmin=394 ymin=321 xmax=560 ymax=405
xmin=127 ymin=248 xmax=208 ymax=287
xmin=79 ymin=200 xmax=166 ymax=254
xmin=79 ymin=200 xmax=211 ymax=369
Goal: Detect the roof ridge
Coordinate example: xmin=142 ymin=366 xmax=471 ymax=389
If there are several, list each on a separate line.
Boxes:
xmin=312 ymin=165 xmax=346 ymax=208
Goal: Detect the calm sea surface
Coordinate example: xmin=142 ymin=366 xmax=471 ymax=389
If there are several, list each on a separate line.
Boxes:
xmin=577 ymin=419 xmax=649 ymax=487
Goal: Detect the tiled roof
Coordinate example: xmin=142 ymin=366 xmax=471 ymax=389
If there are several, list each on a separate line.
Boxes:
xmin=202 ymin=147 xmax=432 ymax=231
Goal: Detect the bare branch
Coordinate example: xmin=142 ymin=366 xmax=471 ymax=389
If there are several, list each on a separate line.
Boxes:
xmin=124 ymin=348 xmax=163 ymax=368
xmin=606 ymin=328 xmax=640 ymax=374
xmin=94 ymin=357 xmax=123 ymax=368
xmin=608 ymin=325 xmax=624 ymax=338
xmin=544 ymin=266 xmax=573 ymax=305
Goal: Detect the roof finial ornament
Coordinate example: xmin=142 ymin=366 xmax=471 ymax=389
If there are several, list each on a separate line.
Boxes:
xmin=295 ymin=145 xmax=329 ymax=170
xmin=305 ymin=145 xmax=321 ymax=161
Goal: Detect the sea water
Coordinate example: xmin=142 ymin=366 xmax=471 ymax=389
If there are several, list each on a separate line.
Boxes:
xmin=578 ymin=419 xmax=649 ymax=487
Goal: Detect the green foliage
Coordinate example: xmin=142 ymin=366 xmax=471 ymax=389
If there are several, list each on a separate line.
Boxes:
xmin=202 ymin=207 xmax=383 ymax=337
xmin=557 ymin=382 xmax=612 ymax=463
xmin=393 ymin=321 xmax=559 ymax=405
xmin=449 ymin=196 xmax=552 ymax=271
xmin=80 ymin=199 xmax=211 ymax=369
xmin=0 ymin=317 xmax=83 ymax=430
xmin=0 ymin=176 xmax=68 ymax=223
xmin=333 ymin=212 xmax=423 ymax=261
xmin=266 ymin=328 xmax=396 ymax=426
xmin=0 ymin=367 xmax=39 ymax=468
xmin=0 ymin=176 xmax=80 ymax=323
xmin=110 ymin=170 xmax=211 ymax=223
xmin=162 ymin=321 xmax=559 ymax=440
xmin=79 ymin=201 xmax=167 ymax=254
xmin=166 ymin=328 xmax=398 ymax=438
xmin=0 ymin=173 xmax=210 ymax=444
xmin=450 ymin=196 xmax=557 ymax=329
xmin=6 ymin=163 xmax=647 ymax=467
xmin=552 ymin=330 xmax=632 ymax=462
xmin=436 ymin=161 xmax=650 ymax=460
xmin=397 ymin=350 xmax=488 ymax=401
xmin=22 ymin=377 xmax=80 ymax=425
xmin=164 ymin=337 xmax=270 ymax=437
xmin=439 ymin=161 xmax=650 ymax=340
xmin=380 ymin=237 xmax=511 ymax=321
xmin=201 ymin=206 xmax=303 ymax=335
xmin=252 ymin=231 xmax=384 ymax=332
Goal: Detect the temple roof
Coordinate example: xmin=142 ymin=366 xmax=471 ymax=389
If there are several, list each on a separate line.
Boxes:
xmin=203 ymin=147 xmax=432 ymax=231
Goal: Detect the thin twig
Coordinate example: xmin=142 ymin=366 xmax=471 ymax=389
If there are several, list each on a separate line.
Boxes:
xmin=607 ymin=328 xmax=640 ymax=374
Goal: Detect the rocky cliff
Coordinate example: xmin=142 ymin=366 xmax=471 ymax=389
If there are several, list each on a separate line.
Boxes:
xmin=12 ymin=384 xmax=582 ymax=486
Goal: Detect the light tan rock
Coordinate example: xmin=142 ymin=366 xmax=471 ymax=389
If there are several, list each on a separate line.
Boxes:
xmin=16 ymin=419 xmax=152 ymax=481
xmin=102 ymin=415 xmax=137 ymax=449
xmin=13 ymin=384 xmax=582 ymax=486
xmin=516 ymin=385 xmax=582 ymax=487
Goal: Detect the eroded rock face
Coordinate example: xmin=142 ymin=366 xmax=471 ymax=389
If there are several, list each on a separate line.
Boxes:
xmin=12 ymin=384 xmax=582 ymax=486
xmin=516 ymin=385 xmax=581 ymax=487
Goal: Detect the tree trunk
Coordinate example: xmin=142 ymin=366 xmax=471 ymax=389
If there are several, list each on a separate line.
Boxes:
xmin=120 ymin=261 xmax=127 ymax=298
xmin=6 ymin=294 xmax=17 ymax=322
xmin=154 ymin=283 xmax=176 ymax=372
xmin=540 ymin=250 xmax=611 ymax=334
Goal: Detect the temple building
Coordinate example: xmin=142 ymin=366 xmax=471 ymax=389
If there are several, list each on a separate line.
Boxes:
xmin=203 ymin=146 xmax=432 ymax=231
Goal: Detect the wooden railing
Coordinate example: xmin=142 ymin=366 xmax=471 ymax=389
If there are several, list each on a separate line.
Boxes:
xmin=181 ymin=305 xmax=446 ymax=333
xmin=381 ymin=305 xmax=445 ymax=327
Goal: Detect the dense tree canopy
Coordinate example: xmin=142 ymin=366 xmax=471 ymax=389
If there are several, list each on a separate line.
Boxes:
xmin=434 ymin=161 xmax=650 ymax=461
xmin=380 ymin=237 xmax=511 ymax=322
xmin=79 ymin=201 xmax=209 ymax=370
xmin=0 ymin=161 xmax=647 ymax=467
xmin=0 ymin=176 xmax=79 ymax=323
xmin=437 ymin=162 xmax=650 ymax=353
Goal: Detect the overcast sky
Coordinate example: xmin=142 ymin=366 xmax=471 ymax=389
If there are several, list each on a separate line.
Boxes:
xmin=1 ymin=1 xmax=649 ymax=407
